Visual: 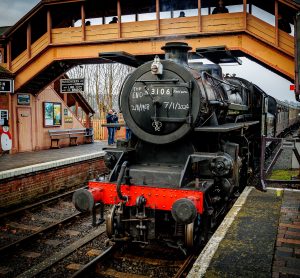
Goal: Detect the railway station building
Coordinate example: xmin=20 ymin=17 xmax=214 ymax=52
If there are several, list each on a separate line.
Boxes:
xmin=0 ymin=74 xmax=94 ymax=153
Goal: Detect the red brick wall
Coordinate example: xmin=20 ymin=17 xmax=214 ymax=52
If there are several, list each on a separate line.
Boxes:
xmin=0 ymin=94 xmax=9 ymax=110
xmin=0 ymin=158 xmax=108 ymax=209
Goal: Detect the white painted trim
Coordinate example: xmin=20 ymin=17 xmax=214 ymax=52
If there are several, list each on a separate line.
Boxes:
xmin=266 ymin=187 xmax=300 ymax=192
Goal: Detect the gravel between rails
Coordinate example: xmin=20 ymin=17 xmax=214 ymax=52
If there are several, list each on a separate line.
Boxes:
xmin=0 ymin=193 xmax=110 ymax=278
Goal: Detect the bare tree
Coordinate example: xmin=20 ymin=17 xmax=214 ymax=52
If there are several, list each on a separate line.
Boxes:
xmin=67 ymin=63 xmax=133 ymax=119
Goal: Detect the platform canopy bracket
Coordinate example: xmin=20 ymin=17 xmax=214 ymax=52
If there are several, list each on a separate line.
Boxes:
xmin=196 ymin=46 xmax=242 ymax=65
xmin=99 ymin=52 xmax=143 ymax=68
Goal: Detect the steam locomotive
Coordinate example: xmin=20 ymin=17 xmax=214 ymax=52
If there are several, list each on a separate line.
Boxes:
xmin=73 ymin=42 xmax=300 ymax=252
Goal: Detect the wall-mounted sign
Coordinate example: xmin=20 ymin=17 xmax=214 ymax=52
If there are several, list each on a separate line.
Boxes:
xmin=60 ymin=78 xmax=84 ymax=93
xmin=0 ymin=79 xmax=14 ymax=93
xmin=64 ymin=116 xmax=73 ymax=123
xmin=44 ymin=102 xmax=62 ymax=127
xmin=17 ymin=94 xmax=30 ymax=105
xmin=0 ymin=109 xmax=8 ymax=126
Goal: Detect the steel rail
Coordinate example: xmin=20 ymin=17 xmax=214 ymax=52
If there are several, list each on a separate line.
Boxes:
xmin=174 ymin=253 xmax=196 ymax=278
xmin=16 ymin=228 xmax=107 ymax=278
xmin=0 ymin=210 xmax=85 ymax=256
xmin=71 ymin=245 xmax=115 ymax=278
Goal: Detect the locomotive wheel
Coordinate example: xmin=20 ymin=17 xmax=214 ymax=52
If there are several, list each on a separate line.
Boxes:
xmin=185 ymin=222 xmax=194 ymax=248
xmin=106 ymin=205 xmax=116 ymax=238
xmin=185 ymin=215 xmax=201 ymax=248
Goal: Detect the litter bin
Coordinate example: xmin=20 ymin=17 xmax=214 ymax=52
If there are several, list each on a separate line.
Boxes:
xmin=85 ymin=128 xmax=94 ymax=143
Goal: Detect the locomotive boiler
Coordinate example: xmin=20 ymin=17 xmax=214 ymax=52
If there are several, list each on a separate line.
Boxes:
xmin=73 ymin=42 xmax=263 ymax=252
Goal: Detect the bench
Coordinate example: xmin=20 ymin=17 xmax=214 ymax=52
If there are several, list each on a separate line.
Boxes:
xmin=48 ymin=128 xmax=90 ymax=148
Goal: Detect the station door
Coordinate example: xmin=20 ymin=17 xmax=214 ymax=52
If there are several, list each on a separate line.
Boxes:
xmin=17 ymin=107 xmax=33 ymax=152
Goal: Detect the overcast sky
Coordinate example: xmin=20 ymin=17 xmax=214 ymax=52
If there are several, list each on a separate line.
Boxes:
xmin=0 ymin=0 xmax=296 ymax=102
xmin=0 ymin=0 xmax=39 ymax=26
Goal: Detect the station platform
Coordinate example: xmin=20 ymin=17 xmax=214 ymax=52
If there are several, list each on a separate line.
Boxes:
xmin=0 ymin=141 xmax=106 ymax=179
xmin=0 ymin=141 xmax=108 ymax=209
xmin=188 ymin=187 xmax=300 ymax=278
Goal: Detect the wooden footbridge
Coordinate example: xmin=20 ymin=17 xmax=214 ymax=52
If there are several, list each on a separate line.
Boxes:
xmin=0 ymin=0 xmax=299 ymax=95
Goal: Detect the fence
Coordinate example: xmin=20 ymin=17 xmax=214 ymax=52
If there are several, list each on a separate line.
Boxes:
xmin=90 ymin=119 xmax=126 ymax=141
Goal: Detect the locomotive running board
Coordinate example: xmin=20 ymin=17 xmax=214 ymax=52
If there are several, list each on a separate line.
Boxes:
xmin=194 ymin=121 xmax=259 ymax=132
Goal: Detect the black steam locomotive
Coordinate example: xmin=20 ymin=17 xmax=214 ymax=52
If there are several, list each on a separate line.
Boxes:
xmin=73 ymin=42 xmax=299 ymax=252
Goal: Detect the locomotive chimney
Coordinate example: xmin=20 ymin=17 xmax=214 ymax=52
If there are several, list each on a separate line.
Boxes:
xmin=161 ymin=42 xmax=192 ymax=66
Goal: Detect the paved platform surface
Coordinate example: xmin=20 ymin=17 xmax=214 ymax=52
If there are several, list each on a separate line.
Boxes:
xmin=188 ymin=187 xmax=300 ymax=278
xmin=0 ymin=141 xmax=107 ymax=173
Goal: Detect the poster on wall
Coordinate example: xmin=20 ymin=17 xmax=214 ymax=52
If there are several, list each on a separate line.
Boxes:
xmin=44 ymin=102 xmax=61 ymax=126
xmin=53 ymin=103 xmax=62 ymax=125
xmin=0 ymin=109 xmax=8 ymax=126
xmin=44 ymin=102 xmax=54 ymax=126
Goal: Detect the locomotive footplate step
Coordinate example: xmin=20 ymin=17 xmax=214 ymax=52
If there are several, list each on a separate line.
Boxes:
xmin=188 ymin=187 xmax=297 ymax=277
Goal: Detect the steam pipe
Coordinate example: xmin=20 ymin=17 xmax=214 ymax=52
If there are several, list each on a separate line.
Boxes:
xmin=116 ymin=161 xmax=128 ymax=201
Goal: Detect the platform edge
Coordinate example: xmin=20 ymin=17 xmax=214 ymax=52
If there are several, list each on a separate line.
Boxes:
xmin=187 ymin=186 xmax=253 ymax=278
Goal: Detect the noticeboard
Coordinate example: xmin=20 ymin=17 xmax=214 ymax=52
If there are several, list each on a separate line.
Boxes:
xmin=44 ymin=102 xmax=62 ymax=127
xmin=60 ymin=79 xmax=84 ymax=93
xmin=0 ymin=79 xmax=14 ymax=93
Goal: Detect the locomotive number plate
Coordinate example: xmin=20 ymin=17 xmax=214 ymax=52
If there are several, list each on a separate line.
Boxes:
xmin=131 ymin=85 xmax=188 ymax=100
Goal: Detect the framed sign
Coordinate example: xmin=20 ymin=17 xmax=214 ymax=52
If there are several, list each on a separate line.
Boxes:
xmin=64 ymin=108 xmax=68 ymax=116
xmin=64 ymin=116 xmax=73 ymax=123
xmin=0 ymin=79 xmax=14 ymax=93
xmin=60 ymin=78 xmax=84 ymax=93
xmin=17 ymin=94 xmax=30 ymax=105
xmin=44 ymin=102 xmax=62 ymax=126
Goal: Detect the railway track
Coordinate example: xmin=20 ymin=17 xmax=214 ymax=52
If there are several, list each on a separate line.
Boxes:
xmin=71 ymin=243 xmax=197 ymax=278
xmin=0 ymin=187 xmax=85 ymax=219
xmin=0 ymin=187 xmax=108 ymax=278
xmin=0 ymin=187 xmax=85 ymax=253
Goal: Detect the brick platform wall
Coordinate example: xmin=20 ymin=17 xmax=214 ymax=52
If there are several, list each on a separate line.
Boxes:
xmin=0 ymin=158 xmax=107 ymax=209
xmin=272 ymin=190 xmax=300 ymax=278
